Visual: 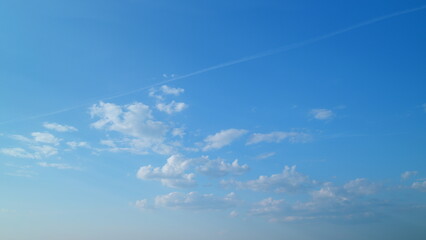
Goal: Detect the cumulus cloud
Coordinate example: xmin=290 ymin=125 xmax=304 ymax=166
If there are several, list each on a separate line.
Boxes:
xmin=412 ymin=181 xmax=426 ymax=192
xmin=401 ymin=171 xmax=418 ymax=180
xmin=250 ymin=197 xmax=286 ymax=215
xmin=136 ymin=155 xmax=195 ymax=188
xmin=135 ymin=199 xmax=150 ymax=210
xmin=38 ymin=162 xmax=79 ymax=170
xmin=343 ymin=178 xmax=378 ymax=195
xmin=310 ymin=109 xmax=334 ymax=120
xmin=90 ymin=101 xmax=171 ymax=155
xmin=160 ymin=85 xmax=184 ymax=96
xmin=247 ymin=131 xmax=311 ymax=145
xmin=149 ymin=85 xmax=184 ymax=100
xmin=251 ymin=179 xmax=384 ymax=223
xmin=223 ymin=165 xmax=315 ymax=193
xmin=203 ymin=129 xmax=248 ymax=151
xmin=43 ymin=122 xmax=77 ymax=132
xmin=196 ymin=157 xmax=249 ymax=177
xmin=31 ymin=132 xmax=61 ymax=145
xmin=156 ymin=101 xmax=187 ymax=114
xmin=154 ymin=192 xmax=237 ymax=210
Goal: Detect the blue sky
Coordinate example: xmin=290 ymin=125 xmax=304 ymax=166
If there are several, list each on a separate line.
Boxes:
xmin=1 ymin=0 xmax=426 ymax=239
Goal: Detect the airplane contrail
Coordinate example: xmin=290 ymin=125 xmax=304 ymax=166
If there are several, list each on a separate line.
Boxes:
xmin=1 ymin=5 xmax=425 ymax=125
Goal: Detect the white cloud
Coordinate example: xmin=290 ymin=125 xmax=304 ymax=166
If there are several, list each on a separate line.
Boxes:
xmin=30 ymin=145 xmax=58 ymax=158
xmin=43 ymin=122 xmax=77 ymax=132
xmin=135 ymin=199 xmax=150 ymax=210
xmin=1 ymin=145 xmax=58 ymax=159
xmin=250 ymin=198 xmax=285 ymax=215
xmin=66 ymin=141 xmax=90 ymax=149
xmin=412 ymin=181 xmax=426 ymax=192
xmin=203 ymin=129 xmax=248 ymax=151
xmin=136 ymin=155 xmax=195 ymax=188
xmin=10 ymin=134 xmax=32 ymax=143
xmin=247 ymin=131 xmax=311 ymax=145
xmin=31 ymin=132 xmax=61 ymax=145
xmin=90 ymin=101 xmax=170 ymax=155
xmin=255 ymin=152 xmax=276 ymax=160
xmin=310 ymin=109 xmax=334 ymax=120
xmin=38 ymin=162 xmax=78 ymax=170
xmin=160 ymin=85 xmax=184 ymax=96
xmin=0 ymin=148 xmax=38 ymax=159
xmin=343 ymin=178 xmax=378 ymax=195
xmin=196 ymin=157 xmax=249 ymax=177
xmin=172 ymin=128 xmax=185 ymax=138
xmin=229 ymin=210 xmax=239 ymax=217
xmin=156 ymin=101 xmax=187 ymax=114
xmin=401 ymin=171 xmax=418 ymax=180
xmin=224 ymin=165 xmax=314 ymax=193
xmin=154 ymin=192 xmax=237 ymax=210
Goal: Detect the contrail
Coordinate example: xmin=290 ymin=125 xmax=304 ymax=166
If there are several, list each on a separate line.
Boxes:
xmin=1 ymin=5 xmax=425 ymax=125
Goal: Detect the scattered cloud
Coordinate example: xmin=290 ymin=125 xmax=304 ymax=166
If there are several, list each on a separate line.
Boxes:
xmin=38 ymin=162 xmax=79 ymax=170
xmin=160 ymin=85 xmax=184 ymax=96
xmin=343 ymin=178 xmax=378 ymax=195
xmin=310 ymin=109 xmax=334 ymax=120
xmin=223 ymin=165 xmax=315 ymax=193
xmin=1 ymin=145 xmax=58 ymax=159
xmin=135 ymin=199 xmax=150 ymax=210
xmin=31 ymin=132 xmax=61 ymax=145
xmin=156 ymin=101 xmax=187 ymax=114
xmin=0 ymin=148 xmax=38 ymax=159
xmin=154 ymin=191 xmax=237 ymax=210
xmin=247 ymin=131 xmax=311 ymax=145
xmin=43 ymin=122 xmax=77 ymax=132
xmin=255 ymin=152 xmax=276 ymax=160
xmin=149 ymin=85 xmax=185 ymax=100
xmin=90 ymin=101 xmax=171 ymax=155
xmin=196 ymin=157 xmax=249 ymax=177
xmin=203 ymin=129 xmax=247 ymax=151
xmin=66 ymin=141 xmax=90 ymax=149
xmin=250 ymin=197 xmax=285 ymax=215
xmin=171 ymin=128 xmax=185 ymax=138
xmin=412 ymin=181 xmax=426 ymax=192
xmin=136 ymin=155 xmax=195 ymax=188
xmin=401 ymin=171 xmax=418 ymax=180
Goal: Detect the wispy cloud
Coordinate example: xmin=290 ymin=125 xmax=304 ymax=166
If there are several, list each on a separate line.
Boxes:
xmin=310 ymin=109 xmax=334 ymax=120
xmin=38 ymin=162 xmax=79 ymax=170
xmin=247 ymin=131 xmax=311 ymax=145
xmin=203 ymin=129 xmax=247 ymax=151
xmin=43 ymin=122 xmax=77 ymax=132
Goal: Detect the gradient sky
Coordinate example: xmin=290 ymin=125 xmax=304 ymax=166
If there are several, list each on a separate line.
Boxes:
xmin=1 ymin=1 xmax=426 ymax=239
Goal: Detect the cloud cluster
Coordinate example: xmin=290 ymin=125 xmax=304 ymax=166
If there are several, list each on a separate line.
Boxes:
xmin=90 ymin=101 xmax=172 ymax=155
xmin=137 ymin=155 xmax=195 ymax=188
xmin=223 ymin=165 xmax=315 ymax=193
xmin=154 ymin=191 xmax=237 ymax=210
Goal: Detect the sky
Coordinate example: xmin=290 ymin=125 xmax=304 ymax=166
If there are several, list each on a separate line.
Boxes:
xmin=1 ymin=0 xmax=426 ymax=239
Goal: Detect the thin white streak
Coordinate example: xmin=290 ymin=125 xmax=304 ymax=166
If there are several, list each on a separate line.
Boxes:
xmin=1 ymin=5 xmax=425 ymax=125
